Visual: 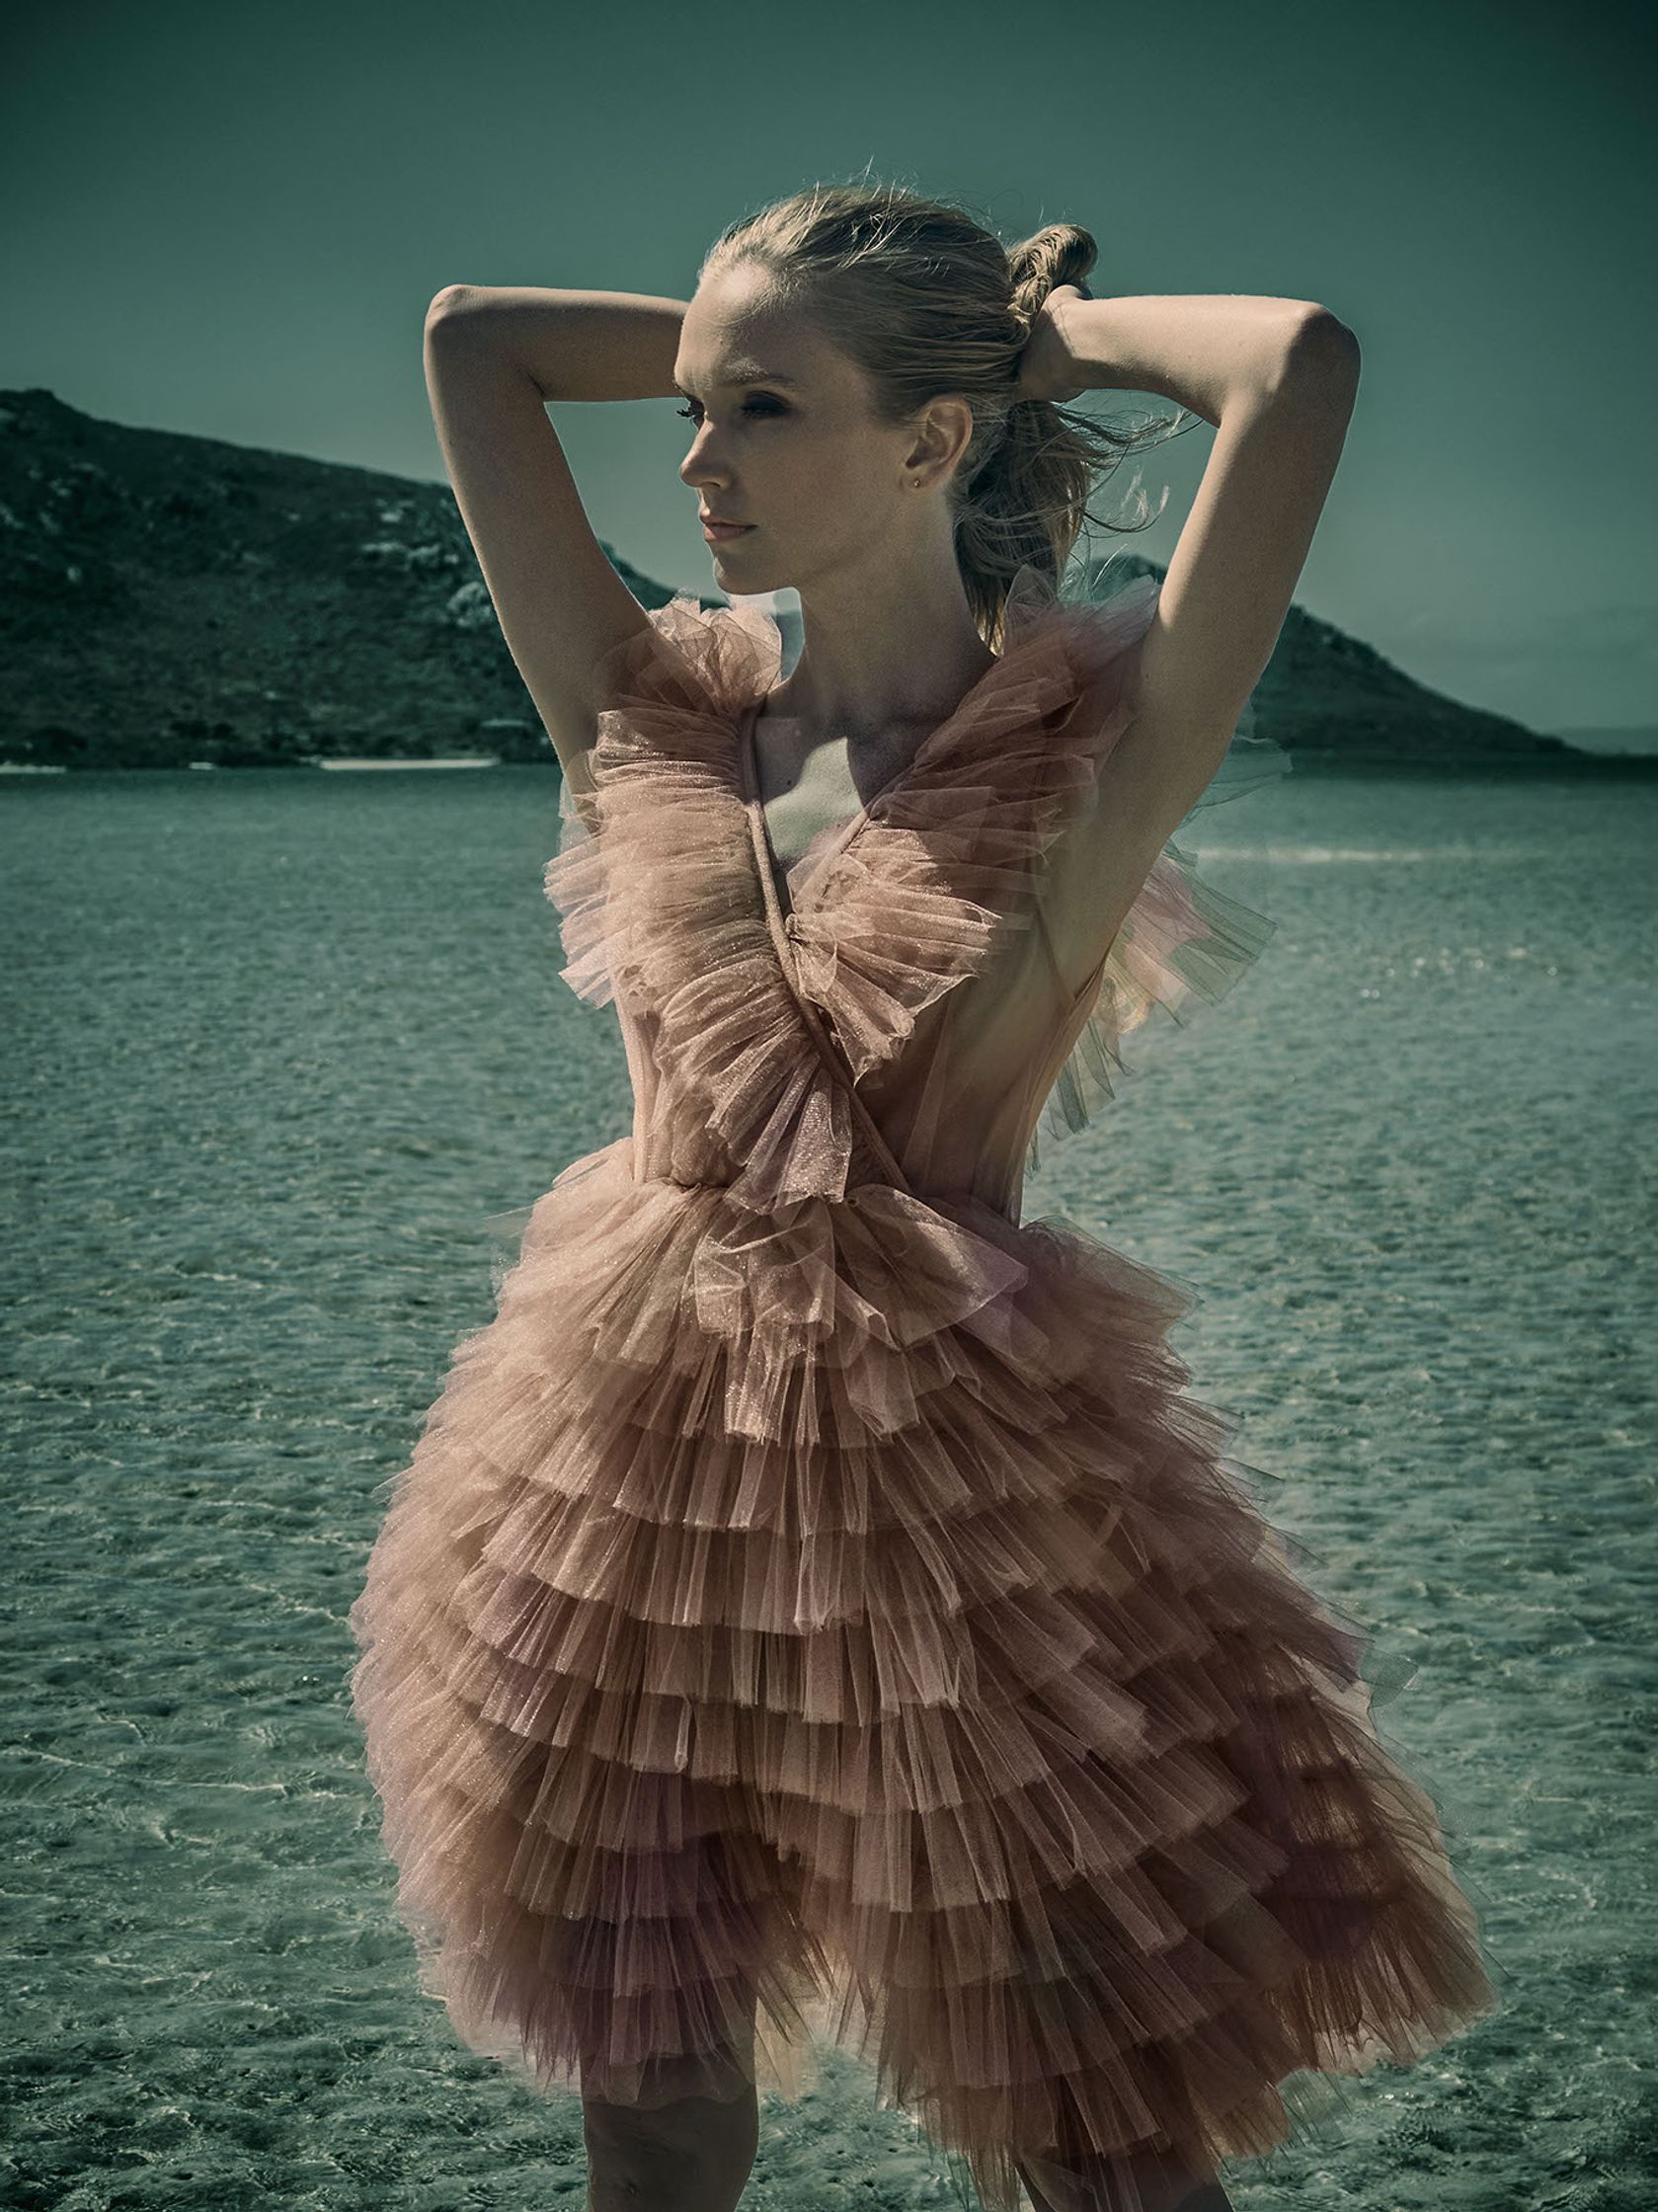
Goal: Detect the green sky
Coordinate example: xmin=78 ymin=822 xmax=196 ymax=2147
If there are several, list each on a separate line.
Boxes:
xmin=4 ymin=0 xmax=1651 ymax=735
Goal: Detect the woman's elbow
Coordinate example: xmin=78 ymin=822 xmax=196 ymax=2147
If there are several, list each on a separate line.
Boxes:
xmin=1283 ymin=309 xmax=1361 ymax=404
xmin=1294 ymin=306 xmax=1361 ymax=365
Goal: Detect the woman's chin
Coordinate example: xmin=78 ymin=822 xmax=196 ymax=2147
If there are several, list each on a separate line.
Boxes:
xmin=711 ymin=545 xmax=776 ymax=588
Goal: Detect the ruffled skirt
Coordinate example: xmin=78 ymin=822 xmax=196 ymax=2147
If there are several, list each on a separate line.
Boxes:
xmin=347 ymin=1138 xmax=1497 ymax=2211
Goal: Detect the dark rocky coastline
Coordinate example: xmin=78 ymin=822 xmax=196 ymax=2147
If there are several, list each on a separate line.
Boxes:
xmin=2 ymin=386 xmax=1643 ymax=778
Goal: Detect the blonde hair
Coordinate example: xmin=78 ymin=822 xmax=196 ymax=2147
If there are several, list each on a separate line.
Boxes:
xmin=701 ymin=170 xmax=1194 ymax=649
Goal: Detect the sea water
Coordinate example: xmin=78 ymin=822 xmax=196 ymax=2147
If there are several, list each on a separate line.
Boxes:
xmin=4 ymin=765 xmax=1653 ymax=2210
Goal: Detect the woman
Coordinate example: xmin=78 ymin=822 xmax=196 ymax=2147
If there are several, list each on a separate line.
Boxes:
xmin=348 ymin=181 xmax=1498 ymax=2212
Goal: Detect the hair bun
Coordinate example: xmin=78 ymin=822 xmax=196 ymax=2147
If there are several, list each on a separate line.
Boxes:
xmin=1010 ymin=220 xmax=1098 ymax=298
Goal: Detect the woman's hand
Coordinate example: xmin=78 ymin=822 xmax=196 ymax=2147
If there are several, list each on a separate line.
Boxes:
xmin=1014 ymin=283 xmax=1094 ymax=406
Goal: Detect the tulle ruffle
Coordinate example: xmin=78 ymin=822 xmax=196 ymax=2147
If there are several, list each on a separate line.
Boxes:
xmin=350 ymin=1138 xmax=1499 ymax=2211
xmin=783 ymin=570 xmax=1169 ymax=1086
xmin=542 ymin=593 xmax=872 ymax=1211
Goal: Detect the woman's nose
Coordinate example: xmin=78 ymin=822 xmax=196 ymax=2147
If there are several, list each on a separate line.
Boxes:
xmin=679 ymin=437 xmax=722 ymax=487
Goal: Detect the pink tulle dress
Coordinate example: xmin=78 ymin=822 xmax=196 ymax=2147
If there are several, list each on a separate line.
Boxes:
xmin=347 ymin=564 xmax=1497 ymax=2211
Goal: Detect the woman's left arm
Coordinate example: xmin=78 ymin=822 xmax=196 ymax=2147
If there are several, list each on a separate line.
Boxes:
xmin=1025 ymin=287 xmax=1342 ymax=427
xmin=1028 ymin=291 xmax=1360 ymax=956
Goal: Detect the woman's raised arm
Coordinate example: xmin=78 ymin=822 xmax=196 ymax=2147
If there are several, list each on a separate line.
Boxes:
xmin=422 ymin=285 xmax=685 ymax=791
xmin=1030 ymin=291 xmax=1361 ymax=988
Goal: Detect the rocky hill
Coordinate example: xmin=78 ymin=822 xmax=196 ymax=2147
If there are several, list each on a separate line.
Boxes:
xmin=0 ymin=386 xmax=1628 ymax=774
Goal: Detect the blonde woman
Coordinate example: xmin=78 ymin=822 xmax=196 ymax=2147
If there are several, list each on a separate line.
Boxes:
xmin=350 ymin=181 xmax=1497 ymax=2212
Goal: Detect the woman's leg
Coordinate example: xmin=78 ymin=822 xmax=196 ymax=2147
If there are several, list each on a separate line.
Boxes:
xmin=1015 ymin=2141 xmax=1234 ymax=2212
xmin=582 ymin=2078 xmax=760 ymax=2212
xmin=579 ymin=1985 xmax=762 ymax=2212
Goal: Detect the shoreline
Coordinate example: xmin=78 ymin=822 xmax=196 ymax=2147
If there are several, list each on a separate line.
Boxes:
xmin=7 ymin=753 xmax=1657 ymax=781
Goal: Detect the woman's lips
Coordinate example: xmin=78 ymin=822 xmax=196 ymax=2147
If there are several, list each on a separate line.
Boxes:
xmin=702 ymin=520 xmax=754 ymax=541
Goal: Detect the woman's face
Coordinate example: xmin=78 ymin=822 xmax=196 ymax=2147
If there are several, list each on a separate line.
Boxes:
xmin=673 ymin=262 xmax=964 ymax=599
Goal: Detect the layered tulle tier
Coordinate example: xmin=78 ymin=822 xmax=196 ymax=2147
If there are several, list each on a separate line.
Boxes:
xmin=348 ymin=1141 xmax=1498 ymax=2211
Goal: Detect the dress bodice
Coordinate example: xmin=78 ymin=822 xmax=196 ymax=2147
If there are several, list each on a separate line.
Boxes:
xmin=542 ymin=572 xmax=1288 ymax=1224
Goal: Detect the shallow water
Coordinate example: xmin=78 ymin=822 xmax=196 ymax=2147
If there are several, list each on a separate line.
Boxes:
xmin=4 ymin=766 xmax=1654 ymax=2210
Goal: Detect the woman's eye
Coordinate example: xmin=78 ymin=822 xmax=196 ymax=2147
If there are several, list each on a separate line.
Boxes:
xmin=674 ymin=398 xmax=781 ymax=423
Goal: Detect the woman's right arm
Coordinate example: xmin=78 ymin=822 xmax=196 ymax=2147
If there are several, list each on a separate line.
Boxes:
xmin=422 ymin=284 xmax=686 ymax=794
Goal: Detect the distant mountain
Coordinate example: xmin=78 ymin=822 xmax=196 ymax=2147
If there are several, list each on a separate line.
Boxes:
xmin=1555 ymin=725 xmax=1658 ymax=757
xmin=0 ymin=387 xmax=1637 ymax=774
xmin=1071 ymin=558 xmax=1616 ymax=775
xmin=0 ymin=386 xmax=678 ymax=771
